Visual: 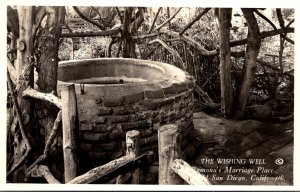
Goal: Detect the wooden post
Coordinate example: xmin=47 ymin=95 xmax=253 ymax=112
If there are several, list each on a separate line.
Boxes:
xmin=61 ymin=84 xmax=79 ymax=183
xmin=126 ymin=130 xmax=141 ymax=184
xmin=158 ymin=124 xmax=182 ymax=184
xmin=171 ymin=159 xmax=211 ymax=185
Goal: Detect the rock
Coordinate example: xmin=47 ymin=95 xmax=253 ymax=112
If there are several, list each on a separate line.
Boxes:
xmin=248 ymin=105 xmax=272 ymax=119
xmin=240 ymin=131 xmax=264 ymax=148
xmin=235 ymin=120 xmax=262 ymax=135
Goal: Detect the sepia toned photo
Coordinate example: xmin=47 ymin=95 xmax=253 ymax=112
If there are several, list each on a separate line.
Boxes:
xmin=5 ymin=5 xmax=294 ymax=187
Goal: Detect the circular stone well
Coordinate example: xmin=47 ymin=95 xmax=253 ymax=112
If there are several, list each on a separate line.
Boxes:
xmin=57 ymin=58 xmax=195 ymax=174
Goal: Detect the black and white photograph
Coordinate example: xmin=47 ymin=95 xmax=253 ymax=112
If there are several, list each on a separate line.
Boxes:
xmin=1 ymin=1 xmax=298 ymax=191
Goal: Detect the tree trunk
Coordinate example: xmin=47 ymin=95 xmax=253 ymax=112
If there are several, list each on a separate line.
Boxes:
xmin=61 ymin=84 xmax=79 ymax=183
xmin=158 ymin=124 xmax=183 ymax=184
xmin=11 ymin=6 xmax=35 ymax=183
xmin=35 ymin=6 xmax=65 ymax=180
xmin=234 ymin=9 xmax=261 ymax=119
xmin=218 ymin=8 xmax=233 ymax=117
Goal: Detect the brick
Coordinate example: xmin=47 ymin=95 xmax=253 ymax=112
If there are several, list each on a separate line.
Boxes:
xmin=79 ymin=143 xmax=93 ymax=151
xmin=144 ymin=86 xmax=165 ymax=99
xmin=157 ymin=97 xmax=175 ymax=108
xmin=140 ymin=100 xmax=158 ymax=110
xmin=141 ymin=135 xmax=158 ymax=145
xmin=103 ymin=96 xmax=124 ymax=107
xmin=80 ymin=123 xmax=93 ymax=131
xmin=81 ymin=132 xmax=108 ymax=141
xmin=96 ymin=142 xmax=118 ymax=151
xmin=96 ymin=107 xmax=112 ymax=116
xmin=95 ymin=97 xmax=103 ymax=104
xmin=108 ymin=115 xmax=129 ymax=123
xmin=92 ymin=124 xmax=109 ymax=132
xmin=140 ymin=127 xmax=153 ymax=137
xmin=113 ymin=106 xmax=134 ymax=115
xmin=119 ymin=120 xmax=150 ymax=131
xmin=173 ymin=82 xmax=189 ymax=94
xmin=109 ymin=126 xmax=125 ymax=140
xmin=111 ymin=150 xmax=124 ymax=159
xmin=167 ymin=112 xmax=177 ymax=122
xmin=88 ymin=151 xmax=109 ymax=159
xmin=156 ymin=81 xmax=176 ymax=96
xmin=124 ymin=92 xmax=144 ymax=104
xmin=95 ymin=117 xmax=107 ymax=124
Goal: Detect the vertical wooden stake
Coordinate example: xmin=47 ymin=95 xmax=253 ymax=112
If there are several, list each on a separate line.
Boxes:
xmin=158 ymin=124 xmax=182 ymax=184
xmin=126 ymin=130 xmax=140 ymax=184
xmin=61 ymin=84 xmax=78 ymax=183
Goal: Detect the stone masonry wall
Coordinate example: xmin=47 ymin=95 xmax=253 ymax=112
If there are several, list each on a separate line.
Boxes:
xmin=76 ymin=83 xmax=194 ymax=174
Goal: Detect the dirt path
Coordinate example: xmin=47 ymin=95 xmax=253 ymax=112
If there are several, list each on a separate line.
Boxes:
xmin=191 ymin=112 xmax=293 ymax=185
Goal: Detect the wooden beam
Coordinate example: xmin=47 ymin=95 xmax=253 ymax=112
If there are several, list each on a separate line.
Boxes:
xmin=171 ymin=159 xmax=211 ymax=185
xmin=158 ymin=124 xmax=182 ymax=184
xmin=61 ymin=84 xmax=79 ymax=182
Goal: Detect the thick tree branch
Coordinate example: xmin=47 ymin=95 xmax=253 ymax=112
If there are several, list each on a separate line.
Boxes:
xmin=115 ymin=7 xmax=123 ymax=24
xmin=148 ymin=7 xmax=162 ymax=34
xmin=61 ymin=28 xmax=121 ymax=38
xmin=22 ymin=87 xmax=62 ymax=109
xmin=131 ymin=8 xmax=145 ymax=33
xmin=230 ymin=27 xmax=294 ymax=47
xmin=149 ymin=39 xmax=185 ymax=69
xmin=153 ymin=8 xmax=182 ymax=31
xmin=160 ymin=28 xmax=217 ymax=56
xmin=179 ymin=8 xmax=211 ymax=36
xmin=27 ymin=165 xmax=61 ymax=184
xmin=7 ymin=6 xmax=19 ymax=37
xmin=72 ymin=6 xmax=105 ymax=30
xmin=91 ymin=6 xmax=107 ymax=27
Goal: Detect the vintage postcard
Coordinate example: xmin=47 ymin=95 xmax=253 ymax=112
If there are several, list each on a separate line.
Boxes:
xmin=1 ymin=0 xmax=299 ymax=191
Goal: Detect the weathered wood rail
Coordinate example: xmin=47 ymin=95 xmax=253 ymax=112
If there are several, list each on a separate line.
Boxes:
xmin=158 ymin=124 xmax=211 ymax=185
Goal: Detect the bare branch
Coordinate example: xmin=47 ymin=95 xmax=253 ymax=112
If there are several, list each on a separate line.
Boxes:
xmin=61 ymin=28 xmax=121 ymax=38
xmin=153 ymin=8 xmax=182 ymax=31
xmin=115 ymin=7 xmax=123 ymax=24
xmin=72 ymin=6 xmax=105 ymax=30
xmin=179 ymin=8 xmax=211 ymax=36
xmin=91 ymin=6 xmax=107 ymax=27
xmin=28 ymin=165 xmax=61 ymax=184
xmin=160 ymin=28 xmax=217 ymax=56
xmin=148 ymin=7 xmax=162 ymax=34
xmin=7 ymin=56 xmax=17 ymax=84
xmin=131 ymin=8 xmax=145 ymax=33
xmin=149 ymin=39 xmax=185 ymax=69
xmin=6 ymin=73 xmax=32 ymax=178
xmin=230 ymin=27 xmax=294 ymax=47
xmin=22 ymin=87 xmax=62 ymax=109
xmin=254 ymin=9 xmax=294 ymax=45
